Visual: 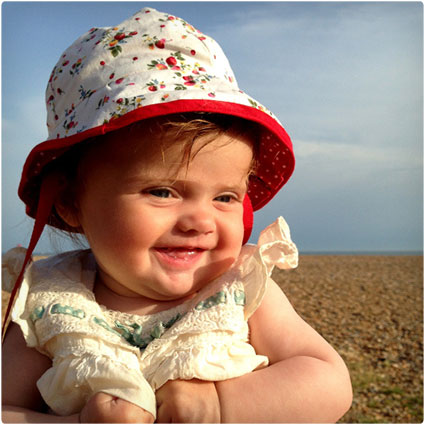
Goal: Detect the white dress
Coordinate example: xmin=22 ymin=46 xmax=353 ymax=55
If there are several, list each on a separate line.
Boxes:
xmin=2 ymin=217 xmax=298 ymax=419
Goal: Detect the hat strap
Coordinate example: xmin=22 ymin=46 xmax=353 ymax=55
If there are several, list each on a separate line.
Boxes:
xmin=2 ymin=174 xmax=62 ymax=340
xmin=242 ymin=194 xmax=253 ymax=244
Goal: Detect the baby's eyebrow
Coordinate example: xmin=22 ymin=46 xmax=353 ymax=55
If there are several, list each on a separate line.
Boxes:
xmin=123 ymin=175 xmax=247 ymax=192
xmin=122 ymin=174 xmax=179 ymax=188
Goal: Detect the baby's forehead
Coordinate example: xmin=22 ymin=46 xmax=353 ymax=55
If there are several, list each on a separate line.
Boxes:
xmin=89 ymin=122 xmax=252 ymax=165
xmin=94 ymin=137 xmax=185 ymax=174
xmin=81 ymin=125 xmax=253 ymax=184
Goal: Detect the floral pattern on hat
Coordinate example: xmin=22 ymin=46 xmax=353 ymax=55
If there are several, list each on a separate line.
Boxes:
xmin=44 ymin=7 xmax=277 ymax=139
xmin=99 ymin=27 xmax=139 ymax=57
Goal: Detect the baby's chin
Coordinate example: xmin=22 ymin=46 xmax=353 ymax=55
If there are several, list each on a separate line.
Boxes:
xmin=108 ymin=254 xmax=238 ymax=302
xmin=147 ymin=281 xmax=204 ymax=302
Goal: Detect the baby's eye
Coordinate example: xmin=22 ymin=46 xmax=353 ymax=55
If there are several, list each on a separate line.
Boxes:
xmin=215 ymin=195 xmax=234 ymax=203
xmin=149 ymin=188 xmax=172 ymax=198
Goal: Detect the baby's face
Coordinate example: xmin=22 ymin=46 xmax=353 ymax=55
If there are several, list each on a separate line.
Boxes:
xmin=74 ymin=127 xmax=253 ymax=301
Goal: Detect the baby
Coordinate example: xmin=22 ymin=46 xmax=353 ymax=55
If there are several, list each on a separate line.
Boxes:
xmin=2 ymin=7 xmax=352 ymax=423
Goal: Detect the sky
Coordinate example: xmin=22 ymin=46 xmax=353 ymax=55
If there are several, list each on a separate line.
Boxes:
xmin=1 ymin=1 xmax=423 ymax=254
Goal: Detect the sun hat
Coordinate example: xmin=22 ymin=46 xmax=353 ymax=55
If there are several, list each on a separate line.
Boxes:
xmin=3 ymin=7 xmax=294 ymax=337
xmin=20 ymin=7 xmax=294 ymax=218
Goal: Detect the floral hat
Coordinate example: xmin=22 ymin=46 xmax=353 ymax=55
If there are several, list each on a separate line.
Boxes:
xmin=19 ymin=7 xmax=294 ymax=221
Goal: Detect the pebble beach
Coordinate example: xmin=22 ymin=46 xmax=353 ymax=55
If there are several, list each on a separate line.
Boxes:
xmin=273 ymin=254 xmax=423 ymax=423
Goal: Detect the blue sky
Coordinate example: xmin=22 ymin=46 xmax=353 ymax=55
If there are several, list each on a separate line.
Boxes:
xmin=2 ymin=1 xmax=423 ymax=254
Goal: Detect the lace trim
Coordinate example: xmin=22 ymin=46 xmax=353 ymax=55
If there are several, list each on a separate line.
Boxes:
xmin=28 ymin=285 xmax=247 ymax=351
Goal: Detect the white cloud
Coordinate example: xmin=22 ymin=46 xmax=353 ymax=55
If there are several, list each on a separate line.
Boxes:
xmin=207 ymin=2 xmax=422 ymax=153
xmin=293 ymin=139 xmax=422 ymax=170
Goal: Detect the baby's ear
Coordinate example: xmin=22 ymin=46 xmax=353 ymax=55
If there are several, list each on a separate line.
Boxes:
xmin=54 ymin=193 xmax=81 ymax=229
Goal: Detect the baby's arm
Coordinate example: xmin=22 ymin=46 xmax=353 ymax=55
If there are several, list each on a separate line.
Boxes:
xmin=80 ymin=392 xmax=154 ymax=423
xmin=2 ymin=323 xmax=79 ymax=423
xmin=156 ymin=378 xmax=220 ymax=423
xmin=215 ymin=278 xmax=353 ymax=423
xmin=2 ymin=323 xmax=153 ymax=423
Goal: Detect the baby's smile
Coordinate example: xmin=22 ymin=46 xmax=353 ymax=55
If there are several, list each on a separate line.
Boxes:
xmin=153 ymin=246 xmax=206 ymax=270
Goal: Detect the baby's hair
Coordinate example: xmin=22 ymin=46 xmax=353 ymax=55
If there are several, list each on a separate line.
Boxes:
xmin=46 ymin=113 xmax=260 ymax=236
xmin=130 ymin=113 xmax=259 ymax=175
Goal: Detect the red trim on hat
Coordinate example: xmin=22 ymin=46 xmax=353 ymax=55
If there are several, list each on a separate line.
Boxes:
xmin=19 ymin=99 xmax=294 ymax=217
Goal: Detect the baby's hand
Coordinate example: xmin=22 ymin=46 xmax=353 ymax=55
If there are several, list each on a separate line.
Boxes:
xmin=79 ymin=392 xmax=154 ymax=423
xmin=156 ymin=378 xmax=220 ymax=423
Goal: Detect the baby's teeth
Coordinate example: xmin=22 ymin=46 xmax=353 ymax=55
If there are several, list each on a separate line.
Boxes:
xmin=165 ymin=248 xmax=198 ymax=259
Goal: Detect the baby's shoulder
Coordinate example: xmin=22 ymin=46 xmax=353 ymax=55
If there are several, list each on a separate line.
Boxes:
xmin=32 ymin=248 xmax=94 ymax=273
xmin=30 ymin=249 xmax=96 ymax=290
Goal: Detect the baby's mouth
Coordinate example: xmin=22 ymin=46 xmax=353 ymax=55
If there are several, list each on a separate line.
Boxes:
xmin=156 ymin=247 xmax=204 ymax=259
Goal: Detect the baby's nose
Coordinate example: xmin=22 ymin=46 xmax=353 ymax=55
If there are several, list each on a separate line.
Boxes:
xmin=176 ymin=204 xmax=216 ymax=235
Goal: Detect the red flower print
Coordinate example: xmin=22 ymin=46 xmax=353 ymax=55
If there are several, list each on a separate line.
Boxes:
xmin=183 ymin=76 xmax=196 ymax=86
xmin=166 ymin=56 xmax=177 ymax=66
xmin=62 ymin=60 xmax=69 ymax=66
xmin=148 ymin=86 xmax=158 ymax=92
xmin=133 ymin=57 xmax=138 ymax=61
xmin=114 ymin=33 xmax=126 ymax=41
xmin=109 ymin=73 xmax=115 ymax=79
xmin=100 ymin=61 xmax=105 ymax=66
xmin=155 ymin=39 xmax=166 ymax=49
xmin=156 ymin=63 xmax=167 ymax=70
xmin=190 ymin=50 xmax=196 ymax=55
xmin=106 ymin=30 xmax=139 ymax=58
xmin=115 ymin=78 xmax=124 ymax=84
xmin=70 ymin=58 xmax=83 ymax=75
xmin=116 ymin=98 xmax=123 ymax=104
